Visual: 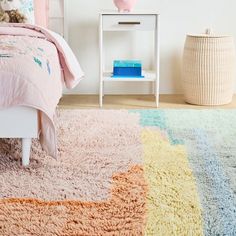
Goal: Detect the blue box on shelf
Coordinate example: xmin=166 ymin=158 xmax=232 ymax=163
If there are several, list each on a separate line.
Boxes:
xmin=112 ymin=60 xmax=144 ymax=78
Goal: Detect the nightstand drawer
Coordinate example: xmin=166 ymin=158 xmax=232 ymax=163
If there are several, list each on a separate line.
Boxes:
xmin=102 ymin=15 xmax=156 ymax=31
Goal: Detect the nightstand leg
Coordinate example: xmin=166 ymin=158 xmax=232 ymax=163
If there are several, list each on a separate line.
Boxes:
xmin=100 ymin=81 xmax=103 ymax=108
xmin=155 ymin=81 xmax=159 ymax=107
xmin=99 ymin=14 xmax=103 ymax=108
xmin=155 ymin=14 xmax=160 ymax=108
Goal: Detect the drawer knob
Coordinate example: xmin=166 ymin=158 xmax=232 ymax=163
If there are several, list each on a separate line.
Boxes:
xmin=118 ymin=21 xmax=141 ymax=25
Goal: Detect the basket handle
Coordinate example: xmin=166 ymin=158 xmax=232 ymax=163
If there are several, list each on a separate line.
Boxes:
xmin=205 ymin=28 xmax=213 ymax=35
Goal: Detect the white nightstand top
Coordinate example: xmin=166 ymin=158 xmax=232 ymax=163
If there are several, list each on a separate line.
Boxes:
xmin=100 ymin=10 xmax=160 ymax=15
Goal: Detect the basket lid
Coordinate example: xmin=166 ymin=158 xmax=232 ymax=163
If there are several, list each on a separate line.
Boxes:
xmin=187 ymin=34 xmax=232 ymax=38
xmin=187 ymin=28 xmax=232 ymax=38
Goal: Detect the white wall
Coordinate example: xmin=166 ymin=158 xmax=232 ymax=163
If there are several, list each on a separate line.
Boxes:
xmin=65 ymin=0 xmax=236 ymax=95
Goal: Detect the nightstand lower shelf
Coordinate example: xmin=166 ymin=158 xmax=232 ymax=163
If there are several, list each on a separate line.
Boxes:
xmin=103 ymin=71 xmax=156 ymax=82
xmin=100 ymin=71 xmax=159 ymax=107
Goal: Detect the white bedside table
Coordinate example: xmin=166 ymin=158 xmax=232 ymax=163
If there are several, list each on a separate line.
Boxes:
xmin=99 ymin=11 xmax=160 ymax=107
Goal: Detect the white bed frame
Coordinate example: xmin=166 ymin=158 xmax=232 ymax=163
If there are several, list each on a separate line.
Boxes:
xmin=0 ymin=0 xmax=68 ymax=166
xmin=0 ymin=107 xmax=38 ymax=166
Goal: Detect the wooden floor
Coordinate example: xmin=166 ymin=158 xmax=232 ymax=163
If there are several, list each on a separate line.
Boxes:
xmin=59 ymin=95 xmax=236 ymax=109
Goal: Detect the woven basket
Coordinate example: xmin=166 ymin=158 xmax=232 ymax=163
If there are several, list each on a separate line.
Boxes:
xmin=182 ymin=34 xmax=236 ymax=105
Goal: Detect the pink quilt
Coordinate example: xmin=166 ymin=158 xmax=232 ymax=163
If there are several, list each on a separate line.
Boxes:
xmin=0 ymin=24 xmax=84 ymax=158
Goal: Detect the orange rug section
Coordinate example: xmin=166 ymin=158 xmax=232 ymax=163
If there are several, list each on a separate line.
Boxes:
xmin=0 ymin=166 xmax=147 ymax=235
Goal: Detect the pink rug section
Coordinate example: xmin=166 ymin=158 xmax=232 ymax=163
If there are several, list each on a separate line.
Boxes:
xmin=0 ymin=109 xmax=142 ymax=201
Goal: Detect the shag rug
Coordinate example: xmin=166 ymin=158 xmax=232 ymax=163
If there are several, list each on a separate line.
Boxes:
xmin=0 ymin=109 xmax=236 ymax=236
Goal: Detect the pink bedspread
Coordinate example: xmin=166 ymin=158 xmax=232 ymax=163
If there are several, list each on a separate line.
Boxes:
xmin=0 ymin=24 xmax=84 ymax=158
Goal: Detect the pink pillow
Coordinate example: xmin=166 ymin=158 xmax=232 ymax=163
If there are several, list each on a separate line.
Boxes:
xmin=34 ymin=0 xmax=49 ymax=28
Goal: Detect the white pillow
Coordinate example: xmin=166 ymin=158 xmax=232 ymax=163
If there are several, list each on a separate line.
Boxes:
xmin=0 ymin=0 xmax=35 ymax=24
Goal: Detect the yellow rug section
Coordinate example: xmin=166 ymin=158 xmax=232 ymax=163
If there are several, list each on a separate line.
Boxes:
xmin=142 ymin=129 xmax=203 ymax=236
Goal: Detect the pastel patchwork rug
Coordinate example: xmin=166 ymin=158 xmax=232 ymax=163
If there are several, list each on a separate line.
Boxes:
xmin=0 ymin=109 xmax=236 ymax=235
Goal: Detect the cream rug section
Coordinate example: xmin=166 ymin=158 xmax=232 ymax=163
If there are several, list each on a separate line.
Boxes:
xmin=0 ymin=109 xmax=142 ymax=201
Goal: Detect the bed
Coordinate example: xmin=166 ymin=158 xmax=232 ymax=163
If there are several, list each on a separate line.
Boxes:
xmin=0 ymin=0 xmax=83 ymax=166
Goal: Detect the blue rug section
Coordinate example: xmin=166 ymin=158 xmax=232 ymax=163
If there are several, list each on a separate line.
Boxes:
xmin=131 ymin=110 xmax=184 ymax=145
xmin=186 ymin=129 xmax=236 ymax=236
